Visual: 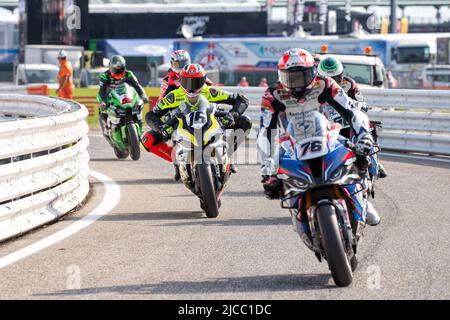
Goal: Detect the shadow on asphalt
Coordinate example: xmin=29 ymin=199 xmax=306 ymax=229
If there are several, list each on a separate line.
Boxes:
xmin=63 ymin=211 xmax=205 ymax=221
xmin=36 ymin=273 xmax=335 ymax=297
xmin=63 ymin=212 xmax=291 ymax=226
xmin=90 ymin=158 xmax=128 ymax=162
xmin=90 ymin=178 xmax=176 ymax=186
xmin=154 ymin=216 xmax=292 ymax=227
xmin=381 ymin=154 xmax=450 ymax=169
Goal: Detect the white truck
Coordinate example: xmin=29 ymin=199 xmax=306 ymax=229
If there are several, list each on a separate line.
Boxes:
xmin=322 ymin=53 xmax=387 ymax=89
xmin=14 ymin=64 xmax=59 ymax=88
xmin=14 ymin=45 xmax=84 ymax=87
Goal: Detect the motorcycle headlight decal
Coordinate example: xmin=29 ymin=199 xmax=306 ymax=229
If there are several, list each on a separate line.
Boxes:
xmin=132 ymin=102 xmax=142 ymax=114
xmin=203 ymin=113 xmax=220 ymax=146
xmin=177 ymin=118 xmax=199 ymax=147
xmin=109 ymin=114 xmax=121 ymax=125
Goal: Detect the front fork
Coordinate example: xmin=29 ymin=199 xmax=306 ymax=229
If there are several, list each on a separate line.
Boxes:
xmin=288 ymin=191 xmax=359 ymax=256
xmin=112 ymin=120 xmax=143 ymax=151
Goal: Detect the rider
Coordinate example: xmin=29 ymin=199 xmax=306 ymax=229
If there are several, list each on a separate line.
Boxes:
xmin=317 ymin=55 xmax=387 ymax=178
xmin=142 ymin=63 xmax=252 ymax=170
xmin=258 ymin=48 xmax=380 ymax=226
xmin=97 ymin=55 xmax=149 ymax=140
xmin=159 ymin=50 xmax=214 ymax=180
xmin=159 ymin=50 xmax=214 ymax=101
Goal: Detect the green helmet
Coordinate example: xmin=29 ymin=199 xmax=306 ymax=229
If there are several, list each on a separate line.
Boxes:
xmin=109 ymin=55 xmax=126 ymax=79
xmin=317 ymin=56 xmax=344 ymax=83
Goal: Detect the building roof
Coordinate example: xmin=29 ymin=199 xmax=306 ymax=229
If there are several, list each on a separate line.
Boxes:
xmin=259 ymin=0 xmax=450 ymax=6
xmin=89 ymin=0 xmax=263 ymax=13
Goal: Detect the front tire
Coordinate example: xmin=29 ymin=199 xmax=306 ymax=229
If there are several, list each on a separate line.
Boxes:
xmin=127 ymin=122 xmax=141 ymax=161
xmin=316 ymin=204 xmax=353 ymax=287
xmin=197 ymin=164 xmax=219 ymax=218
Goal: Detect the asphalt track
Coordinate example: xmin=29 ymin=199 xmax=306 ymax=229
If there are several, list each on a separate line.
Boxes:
xmin=0 ymin=129 xmax=449 ymax=299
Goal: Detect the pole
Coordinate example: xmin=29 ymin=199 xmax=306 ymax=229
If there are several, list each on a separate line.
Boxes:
xmin=390 ymin=0 xmax=397 ymax=33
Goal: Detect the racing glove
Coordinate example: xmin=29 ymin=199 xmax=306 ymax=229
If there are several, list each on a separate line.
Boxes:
xmin=142 ymin=96 xmax=149 ymax=104
xmin=220 ymin=114 xmax=235 ymax=128
xmin=355 ymin=134 xmax=374 ymax=156
xmin=160 ymin=124 xmax=174 ymax=142
xmin=99 ymin=102 xmax=107 ymax=111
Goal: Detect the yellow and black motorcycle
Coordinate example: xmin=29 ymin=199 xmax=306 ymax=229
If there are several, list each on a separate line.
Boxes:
xmin=168 ymin=96 xmax=234 ymax=218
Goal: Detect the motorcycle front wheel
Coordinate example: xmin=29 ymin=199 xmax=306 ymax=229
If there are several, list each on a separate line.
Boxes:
xmin=127 ymin=122 xmax=141 ymax=161
xmin=197 ymin=164 xmax=219 ymax=218
xmin=316 ymin=204 xmax=353 ymax=287
xmin=114 ymin=146 xmax=129 ymax=159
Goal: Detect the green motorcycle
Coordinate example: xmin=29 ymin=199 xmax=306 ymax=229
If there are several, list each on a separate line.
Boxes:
xmin=103 ymin=83 xmax=144 ymax=161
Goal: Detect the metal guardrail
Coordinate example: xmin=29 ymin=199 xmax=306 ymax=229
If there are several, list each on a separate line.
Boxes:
xmin=0 ymin=95 xmax=90 ymax=242
xmin=221 ymin=87 xmax=450 ymax=156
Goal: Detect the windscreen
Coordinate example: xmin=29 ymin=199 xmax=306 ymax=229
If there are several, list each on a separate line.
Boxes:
xmin=397 ymin=46 xmax=430 ymax=64
xmin=286 ymin=111 xmax=329 ymax=143
xmin=178 ymin=95 xmax=211 ymax=117
xmin=25 ymin=69 xmax=58 ymax=84
xmin=342 ymin=63 xmax=372 ymax=85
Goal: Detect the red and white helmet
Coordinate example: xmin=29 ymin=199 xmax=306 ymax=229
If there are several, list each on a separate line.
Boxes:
xmin=180 ymin=64 xmax=206 ymax=98
xmin=278 ymin=48 xmax=317 ymax=98
xmin=171 ymin=50 xmax=191 ymax=73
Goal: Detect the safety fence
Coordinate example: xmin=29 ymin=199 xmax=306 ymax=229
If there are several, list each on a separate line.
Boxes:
xmin=221 ymin=87 xmax=450 ymax=156
xmin=0 ymin=95 xmax=90 ymax=242
xmin=5 ymin=86 xmax=450 ymax=157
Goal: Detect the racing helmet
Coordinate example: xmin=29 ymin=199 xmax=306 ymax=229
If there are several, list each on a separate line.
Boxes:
xmin=109 ymin=55 xmax=126 ymax=80
xmin=180 ymin=64 xmax=207 ymax=99
xmin=278 ymin=48 xmax=317 ymax=99
xmin=171 ymin=50 xmax=192 ymax=73
xmin=317 ymin=56 xmax=344 ymax=84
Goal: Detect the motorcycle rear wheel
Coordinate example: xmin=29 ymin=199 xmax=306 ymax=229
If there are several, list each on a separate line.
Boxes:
xmin=316 ymin=204 xmax=353 ymax=287
xmin=197 ymin=164 xmax=219 ymax=218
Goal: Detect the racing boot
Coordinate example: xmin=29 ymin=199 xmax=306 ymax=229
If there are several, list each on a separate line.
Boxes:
xmin=230 ymin=164 xmax=238 ymax=174
xmin=366 ymin=201 xmax=380 ymax=226
xmin=174 ymin=164 xmax=181 ymax=182
xmin=378 ymin=163 xmax=388 ymax=179
xmin=262 ymin=176 xmax=283 ymax=200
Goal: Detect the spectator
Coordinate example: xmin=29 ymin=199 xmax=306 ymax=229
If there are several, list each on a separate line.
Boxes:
xmin=387 ymin=71 xmax=398 ymax=89
xmin=238 ymin=76 xmax=250 ymax=87
xmin=56 ymin=50 xmax=74 ymax=100
xmin=259 ymin=77 xmax=269 ymax=87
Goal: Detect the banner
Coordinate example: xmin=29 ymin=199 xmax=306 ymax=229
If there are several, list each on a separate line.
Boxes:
xmin=295 ymin=0 xmax=305 ymax=27
xmin=319 ymin=0 xmax=328 ymax=23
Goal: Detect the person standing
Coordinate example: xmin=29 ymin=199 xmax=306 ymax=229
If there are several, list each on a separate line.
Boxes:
xmin=238 ymin=76 xmax=250 ymax=87
xmin=259 ymin=77 xmax=269 ymax=87
xmin=56 ymin=50 xmax=74 ymax=100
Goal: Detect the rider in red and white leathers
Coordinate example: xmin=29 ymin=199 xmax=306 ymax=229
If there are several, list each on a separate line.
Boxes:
xmin=159 ymin=50 xmax=214 ymax=101
xmin=258 ymin=48 xmax=380 ymax=226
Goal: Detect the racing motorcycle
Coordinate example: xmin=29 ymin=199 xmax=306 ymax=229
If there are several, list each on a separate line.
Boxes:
xmin=104 ymin=83 xmax=144 ymax=160
xmin=323 ymin=104 xmax=383 ymax=199
xmin=277 ymin=111 xmax=373 ymax=287
xmin=167 ymin=96 xmax=234 ymax=218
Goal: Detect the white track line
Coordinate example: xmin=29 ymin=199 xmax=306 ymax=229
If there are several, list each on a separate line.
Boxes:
xmin=381 ymin=152 xmax=450 ymax=164
xmin=0 ymin=170 xmax=120 ymax=269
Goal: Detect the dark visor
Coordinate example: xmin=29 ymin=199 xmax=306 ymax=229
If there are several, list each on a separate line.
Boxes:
xmin=181 ymin=76 xmax=206 ymax=92
xmin=173 ymin=59 xmax=190 ymax=71
xmin=111 ymin=66 xmax=125 ymax=75
xmin=279 ymin=67 xmax=315 ymax=89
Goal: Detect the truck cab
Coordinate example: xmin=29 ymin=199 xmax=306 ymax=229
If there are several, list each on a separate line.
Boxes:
xmin=14 ymin=64 xmax=59 ymax=88
xmin=324 ymin=53 xmax=387 ymax=89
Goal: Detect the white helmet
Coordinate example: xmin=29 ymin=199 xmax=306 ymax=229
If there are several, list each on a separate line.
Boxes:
xmin=58 ymin=50 xmax=68 ymax=59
